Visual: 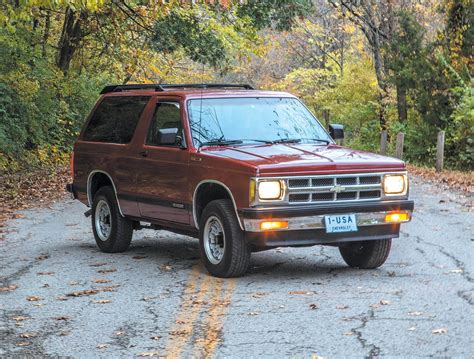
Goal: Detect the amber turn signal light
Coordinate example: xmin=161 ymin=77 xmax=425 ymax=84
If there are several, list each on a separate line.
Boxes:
xmin=260 ymin=221 xmax=289 ymax=230
xmin=384 ymin=212 xmax=410 ymax=223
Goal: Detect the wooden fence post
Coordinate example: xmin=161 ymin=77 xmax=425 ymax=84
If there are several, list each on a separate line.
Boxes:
xmin=322 ymin=109 xmax=329 ymax=129
xmin=380 ymin=130 xmax=388 ymax=155
xmin=395 ymin=132 xmax=404 ymax=159
xmin=436 ymin=130 xmax=445 ymax=173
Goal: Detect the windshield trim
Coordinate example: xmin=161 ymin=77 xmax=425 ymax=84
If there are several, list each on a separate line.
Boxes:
xmin=185 ymin=96 xmax=334 ymax=149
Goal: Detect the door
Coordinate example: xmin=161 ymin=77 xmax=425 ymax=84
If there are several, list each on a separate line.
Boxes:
xmin=135 ymin=100 xmax=191 ymax=223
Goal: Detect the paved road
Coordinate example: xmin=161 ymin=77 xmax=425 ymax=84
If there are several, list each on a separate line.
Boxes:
xmin=1 ymin=176 xmax=473 ymax=358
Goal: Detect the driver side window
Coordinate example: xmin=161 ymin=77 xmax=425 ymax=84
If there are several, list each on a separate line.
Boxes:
xmin=146 ymin=101 xmax=183 ymax=146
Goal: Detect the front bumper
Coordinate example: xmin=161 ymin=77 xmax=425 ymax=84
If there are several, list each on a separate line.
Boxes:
xmin=240 ymin=200 xmax=414 ymax=248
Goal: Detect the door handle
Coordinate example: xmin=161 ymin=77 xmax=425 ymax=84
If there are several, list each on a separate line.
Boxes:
xmin=139 ymin=150 xmax=149 ymax=157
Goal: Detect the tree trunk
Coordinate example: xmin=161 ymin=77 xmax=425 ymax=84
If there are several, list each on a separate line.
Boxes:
xmin=42 ymin=12 xmax=51 ymax=58
xmin=57 ymin=7 xmax=87 ymax=73
xmin=371 ymin=30 xmax=389 ymax=130
xmin=396 ymin=85 xmax=407 ymax=123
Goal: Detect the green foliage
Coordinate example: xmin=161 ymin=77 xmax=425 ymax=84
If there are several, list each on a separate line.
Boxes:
xmin=445 ymin=84 xmax=474 ymax=168
xmin=236 ymin=0 xmax=313 ymax=31
xmin=0 ymin=26 xmax=112 ymax=168
xmin=152 ymin=8 xmax=227 ymax=68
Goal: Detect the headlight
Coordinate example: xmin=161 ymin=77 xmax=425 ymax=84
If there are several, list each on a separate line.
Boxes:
xmin=258 ymin=180 xmax=283 ymax=200
xmin=383 ymin=174 xmax=407 ymax=195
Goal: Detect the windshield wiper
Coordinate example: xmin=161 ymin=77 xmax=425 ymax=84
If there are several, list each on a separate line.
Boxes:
xmin=238 ymin=139 xmax=273 ymax=144
xmin=271 ymin=138 xmax=301 ymax=144
xmin=299 ymin=138 xmax=331 ymax=145
xmin=200 ymin=139 xmax=243 ymax=147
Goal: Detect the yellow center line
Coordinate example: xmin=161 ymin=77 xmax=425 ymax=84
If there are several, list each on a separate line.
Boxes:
xmin=165 ymin=264 xmax=211 ymax=359
xmin=193 ymin=278 xmax=236 ymax=359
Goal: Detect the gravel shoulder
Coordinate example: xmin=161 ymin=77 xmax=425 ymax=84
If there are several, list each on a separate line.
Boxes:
xmin=1 ymin=176 xmax=473 ymax=358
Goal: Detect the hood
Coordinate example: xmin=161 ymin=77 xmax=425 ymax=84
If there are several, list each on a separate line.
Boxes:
xmin=201 ymin=143 xmax=405 ymax=175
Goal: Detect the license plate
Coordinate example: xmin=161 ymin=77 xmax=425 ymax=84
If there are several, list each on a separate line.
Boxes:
xmin=324 ymin=214 xmax=358 ymax=233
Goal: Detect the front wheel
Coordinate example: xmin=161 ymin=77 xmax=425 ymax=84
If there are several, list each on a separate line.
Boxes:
xmin=339 ymin=239 xmax=392 ymax=269
xmin=199 ymin=199 xmax=251 ymax=278
xmin=91 ymin=186 xmax=133 ymax=253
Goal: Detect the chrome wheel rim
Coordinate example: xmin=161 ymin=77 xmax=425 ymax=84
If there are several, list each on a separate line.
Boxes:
xmin=203 ymin=216 xmax=226 ymax=265
xmin=95 ymin=199 xmax=112 ymax=241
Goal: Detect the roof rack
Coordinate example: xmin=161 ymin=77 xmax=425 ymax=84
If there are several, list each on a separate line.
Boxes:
xmin=100 ymin=83 xmax=254 ymax=94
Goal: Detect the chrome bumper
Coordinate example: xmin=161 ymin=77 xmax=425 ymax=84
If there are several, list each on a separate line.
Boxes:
xmin=243 ymin=210 xmax=411 ymax=232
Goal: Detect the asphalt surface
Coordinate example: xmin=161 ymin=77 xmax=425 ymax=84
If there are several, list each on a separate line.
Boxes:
xmin=1 ymin=176 xmax=473 ymax=358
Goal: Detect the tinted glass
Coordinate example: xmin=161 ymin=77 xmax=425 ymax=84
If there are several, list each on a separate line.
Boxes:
xmin=83 ymin=96 xmax=150 ymax=143
xmin=146 ymin=102 xmax=182 ymax=146
xmin=187 ymin=97 xmax=331 ymax=147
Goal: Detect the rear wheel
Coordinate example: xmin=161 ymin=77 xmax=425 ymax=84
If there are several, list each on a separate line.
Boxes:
xmin=199 ymin=199 xmax=250 ymax=278
xmin=339 ymin=239 xmax=392 ymax=269
xmin=92 ymin=186 xmax=133 ymax=253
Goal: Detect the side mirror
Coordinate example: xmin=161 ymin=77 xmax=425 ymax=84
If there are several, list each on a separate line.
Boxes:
xmin=158 ymin=128 xmax=179 ymax=145
xmin=329 ymin=124 xmax=344 ymax=140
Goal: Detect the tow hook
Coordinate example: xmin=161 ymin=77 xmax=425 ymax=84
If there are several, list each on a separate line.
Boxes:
xmin=84 ymin=209 xmax=92 ymax=218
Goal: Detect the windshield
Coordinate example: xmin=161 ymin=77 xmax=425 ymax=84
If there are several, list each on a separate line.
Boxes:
xmin=187 ymin=97 xmax=332 ymax=147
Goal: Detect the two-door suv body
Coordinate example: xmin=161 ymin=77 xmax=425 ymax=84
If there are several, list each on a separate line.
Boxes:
xmin=68 ymin=84 xmax=414 ymax=277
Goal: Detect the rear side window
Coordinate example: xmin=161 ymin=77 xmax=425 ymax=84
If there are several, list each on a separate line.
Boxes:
xmin=82 ymin=96 xmax=150 ymax=143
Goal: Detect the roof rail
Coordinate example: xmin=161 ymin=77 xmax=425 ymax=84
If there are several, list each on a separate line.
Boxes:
xmin=100 ymin=83 xmax=254 ymax=94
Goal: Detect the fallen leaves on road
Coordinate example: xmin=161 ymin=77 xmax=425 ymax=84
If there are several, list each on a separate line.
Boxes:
xmin=407 ymin=164 xmax=473 ymax=193
xmin=37 ymin=272 xmax=54 ymax=276
xmin=66 ymin=289 xmax=99 ymax=297
xmin=115 ymin=331 xmax=126 ymax=336
xmin=12 ymin=316 xmax=29 ymax=322
xmin=97 ymin=343 xmax=110 ymax=349
xmin=97 ymin=268 xmax=117 ymax=274
xmin=309 ymin=303 xmax=319 ymax=310
xmin=432 ymin=328 xmax=448 ymax=335
xmin=94 ymin=279 xmax=112 ymax=284
xmin=0 ymin=166 xmax=70 ymax=239
xmin=408 ymin=327 xmax=416 ymax=331
xmin=150 ymin=336 xmax=161 ymax=340
xmin=336 ymin=304 xmax=349 ymax=310
xmin=53 ymin=316 xmax=70 ymax=321
xmin=16 ymin=342 xmax=31 ymax=347
xmin=137 ymin=352 xmax=161 ymax=357
xmin=89 ymin=262 xmax=109 ymax=267
xmin=380 ymin=300 xmax=391 ymax=305
xmin=133 ymin=255 xmax=148 ymax=260
xmin=0 ymin=284 xmax=18 ymax=292
xmin=36 ymin=254 xmax=49 ymax=261
xmin=447 ymin=268 xmax=463 ymax=274
xmin=247 ymin=312 xmax=259 ymax=316
xmin=343 ymin=331 xmax=354 ymax=336
xmin=19 ymin=332 xmax=37 ymax=339
xmin=408 ymin=311 xmax=423 ymax=316
xmin=93 ymin=299 xmax=111 ymax=304
xmin=161 ymin=265 xmax=173 ymax=271
xmin=26 ymin=295 xmax=43 ymax=301
xmin=251 ymin=292 xmax=268 ymax=299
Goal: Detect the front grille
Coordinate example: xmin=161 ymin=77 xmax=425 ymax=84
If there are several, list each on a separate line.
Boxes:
xmin=286 ymin=174 xmax=383 ymax=204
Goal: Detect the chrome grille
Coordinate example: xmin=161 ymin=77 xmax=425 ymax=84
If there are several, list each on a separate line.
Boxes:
xmin=286 ymin=174 xmax=383 ymax=204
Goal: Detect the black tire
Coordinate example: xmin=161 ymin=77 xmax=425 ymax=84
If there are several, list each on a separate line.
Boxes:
xmin=339 ymin=239 xmax=392 ymax=269
xmin=91 ymin=186 xmax=133 ymax=253
xmin=198 ymin=199 xmax=251 ymax=278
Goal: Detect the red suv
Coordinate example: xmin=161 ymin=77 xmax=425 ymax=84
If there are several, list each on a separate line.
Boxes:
xmin=67 ymin=84 xmax=414 ymax=277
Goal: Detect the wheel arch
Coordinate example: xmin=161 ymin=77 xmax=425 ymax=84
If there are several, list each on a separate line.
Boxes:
xmin=87 ymin=170 xmax=124 ymax=217
xmin=193 ymin=180 xmax=244 ymax=230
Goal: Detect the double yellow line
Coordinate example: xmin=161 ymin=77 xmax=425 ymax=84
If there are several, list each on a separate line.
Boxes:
xmin=165 ymin=265 xmax=236 ymax=359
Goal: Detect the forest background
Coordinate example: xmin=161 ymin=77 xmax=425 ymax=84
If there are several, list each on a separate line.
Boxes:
xmin=0 ymin=0 xmax=472 ymax=176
